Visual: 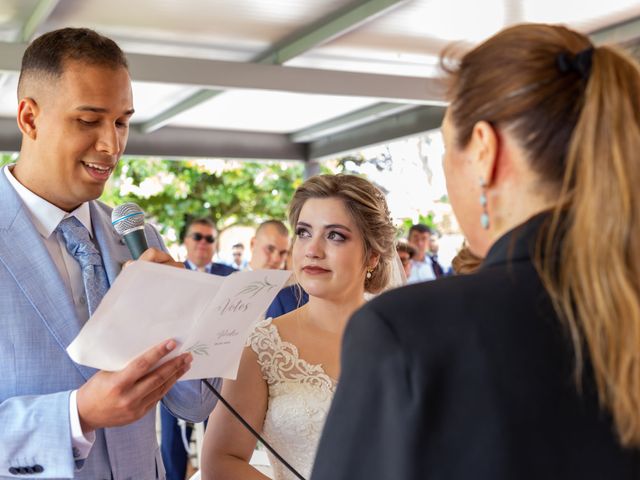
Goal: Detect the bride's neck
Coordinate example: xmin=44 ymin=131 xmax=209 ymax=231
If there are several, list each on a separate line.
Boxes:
xmin=304 ymin=293 xmax=365 ymax=335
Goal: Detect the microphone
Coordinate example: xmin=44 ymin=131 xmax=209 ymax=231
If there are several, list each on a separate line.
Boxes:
xmin=112 ymin=202 xmax=148 ymax=260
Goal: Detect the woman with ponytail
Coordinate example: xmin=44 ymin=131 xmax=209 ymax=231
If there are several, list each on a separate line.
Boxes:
xmin=312 ymin=24 xmax=640 ymax=480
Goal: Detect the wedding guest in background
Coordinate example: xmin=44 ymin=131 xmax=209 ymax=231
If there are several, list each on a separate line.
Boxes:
xmin=201 ymin=174 xmax=399 ymax=479
xmin=266 ymin=281 xmax=309 ymax=319
xmin=312 ymin=23 xmax=640 ymax=479
xmin=267 ymin=242 xmax=310 ymax=320
xmin=229 ymin=242 xmax=248 ymax=270
xmin=182 ymin=218 xmax=236 ymax=275
xmin=406 ymin=223 xmax=440 ymax=283
xmin=427 ymin=230 xmax=446 ymax=276
xmin=248 ymin=220 xmax=290 ymax=270
xmin=395 ymin=240 xmax=416 ymax=279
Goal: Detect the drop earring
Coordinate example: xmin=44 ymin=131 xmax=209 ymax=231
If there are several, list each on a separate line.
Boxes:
xmin=366 ymin=267 xmax=373 ymax=279
xmin=480 ymin=179 xmax=490 ymax=230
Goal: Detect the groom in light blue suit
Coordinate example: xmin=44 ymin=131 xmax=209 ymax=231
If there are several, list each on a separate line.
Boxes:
xmin=0 ymin=28 xmax=217 ymax=479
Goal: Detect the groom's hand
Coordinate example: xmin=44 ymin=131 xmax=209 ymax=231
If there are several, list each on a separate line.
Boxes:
xmin=124 ymin=247 xmax=185 ymax=270
xmin=76 ymin=339 xmax=192 ymax=434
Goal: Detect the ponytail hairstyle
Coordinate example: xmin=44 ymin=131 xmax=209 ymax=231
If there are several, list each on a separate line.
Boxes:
xmin=288 ymin=174 xmax=396 ymax=294
xmin=444 ymin=24 xmax=640 ymax=447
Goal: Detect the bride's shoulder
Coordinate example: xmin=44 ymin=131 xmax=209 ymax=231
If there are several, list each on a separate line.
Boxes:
xmin=247 ymin=316 xmax=275 ymax=342
xmin=272 ymin=307 xmax=311 ymax=344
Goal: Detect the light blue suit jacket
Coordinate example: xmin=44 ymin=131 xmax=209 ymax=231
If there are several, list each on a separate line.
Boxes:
xmin=0 ymin=171 xmax=217 ymax=479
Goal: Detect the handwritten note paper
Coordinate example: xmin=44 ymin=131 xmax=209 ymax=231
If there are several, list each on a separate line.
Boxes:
xmin=66 ymin=261 xmax=290 ymax=380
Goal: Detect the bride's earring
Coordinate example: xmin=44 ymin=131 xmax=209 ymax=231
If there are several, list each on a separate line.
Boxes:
xmin=366 ymin=267 xmax=374 ymax=280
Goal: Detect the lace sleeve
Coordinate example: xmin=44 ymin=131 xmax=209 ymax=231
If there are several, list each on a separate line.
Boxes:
xmin=246 ymin=318 xmax=335 ymax=390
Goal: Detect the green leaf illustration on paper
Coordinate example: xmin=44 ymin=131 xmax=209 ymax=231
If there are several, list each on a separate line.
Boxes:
xmin=185 ymin=342 xmax=209 ymax=356
xmin=236 ymin=277 xmax=277 ymax=298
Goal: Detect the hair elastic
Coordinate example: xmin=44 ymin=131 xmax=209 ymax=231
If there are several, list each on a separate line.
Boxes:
xmin=556 ymin=46 xmax=594 ymax=79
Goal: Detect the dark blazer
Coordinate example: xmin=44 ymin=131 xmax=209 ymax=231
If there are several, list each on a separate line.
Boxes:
xmin=311 ymin=215 xmax=640 ymax=480
xmin=266 ymin=284 xmax=309 ymax=319
xmin=183 ymin=260 xmax=237 ymax=276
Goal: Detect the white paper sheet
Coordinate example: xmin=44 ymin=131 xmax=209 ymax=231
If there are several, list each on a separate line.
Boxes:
xmin=66 ymin=261 xmax=291 ymax=380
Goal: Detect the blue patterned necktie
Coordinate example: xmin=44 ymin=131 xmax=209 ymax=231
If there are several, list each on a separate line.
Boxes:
xmin=56 ymin=216 xmax=109 ymax=316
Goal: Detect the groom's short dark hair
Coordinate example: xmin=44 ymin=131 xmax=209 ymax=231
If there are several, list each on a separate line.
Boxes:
xmin=18 ymin=27 xmax=128 ymax=99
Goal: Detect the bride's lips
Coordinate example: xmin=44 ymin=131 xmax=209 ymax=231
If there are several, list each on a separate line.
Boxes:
xmin=302 ymin=266 xmax=330 ymax=275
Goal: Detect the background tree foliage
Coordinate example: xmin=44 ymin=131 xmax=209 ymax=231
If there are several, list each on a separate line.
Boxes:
xmin=101 ymin=157 xmax=306 ymax=241
xmin=1 ymin=150 xmax=433 ymax=242
xmin=1 ymin=152 xmax=17 ymax=168
xmin=0 ymin=153 xmax=338 ymax=243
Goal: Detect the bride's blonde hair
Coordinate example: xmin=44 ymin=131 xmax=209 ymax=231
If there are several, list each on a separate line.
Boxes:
xmin=288 ymin=174 xmax=396 ymax=294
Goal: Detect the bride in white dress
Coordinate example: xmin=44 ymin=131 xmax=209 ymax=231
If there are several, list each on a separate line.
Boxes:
xmin=200 ymin=174 xmax=399 ymax=479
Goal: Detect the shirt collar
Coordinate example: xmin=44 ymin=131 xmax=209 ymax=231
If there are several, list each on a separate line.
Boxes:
xmin=411 ymin=257 xmax=430 ymax=266
xmin=185 ymin=259 xmax=212 ymax=272
xmin=4 ymin=165 xmax=92 ymax=239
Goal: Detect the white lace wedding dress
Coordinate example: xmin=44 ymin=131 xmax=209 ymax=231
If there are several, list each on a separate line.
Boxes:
xmin=246 ymin=318 xmax=337 ymax=480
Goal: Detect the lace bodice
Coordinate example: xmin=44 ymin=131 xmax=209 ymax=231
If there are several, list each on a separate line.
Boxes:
xmin=247 ymin=318 xmax=336 ymax=480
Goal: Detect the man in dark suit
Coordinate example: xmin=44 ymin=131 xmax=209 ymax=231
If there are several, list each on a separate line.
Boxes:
xmin=428 ymin=229 xmax=446 ymax=277
xmin=161 ymin=217 xmax=235 ymax=479
xmin=266 ymin=284 xmax=309 ymax=319
xmin=182 ymin=217 xmax=236 ymax=276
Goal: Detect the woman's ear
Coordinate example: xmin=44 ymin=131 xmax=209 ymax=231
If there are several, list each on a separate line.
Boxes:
xmin=17 ymin=97 xmax=39 ymax=140
xmin=469 ymin=120 xmax=499 ymax=187
xmin=368 ymin=251 xmax=381 ymax=271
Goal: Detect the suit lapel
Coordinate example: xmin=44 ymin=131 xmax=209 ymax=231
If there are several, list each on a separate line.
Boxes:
xmin=0 ymin=172 xmax=96 ymax=380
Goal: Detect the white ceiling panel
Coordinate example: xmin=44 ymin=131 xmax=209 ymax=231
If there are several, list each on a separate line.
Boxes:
xmin=294 ymin=0 xmax=640 ymax=78
xmin=169 ymin=89 xmax=379 ymax=132
xmin=44 ymin=0 xmax=353 ymax=61
xmin=0 ymin=0 xmax=41 ymax=41
xmin=130 ymin=82 xmax=204 ymax=122
xmin=523 ymin=0 xmax=640 ymax=31
xmin=0 ymin=73 xmax=18 ymax=117
xmin=286 ymin=51 xmax=440 ymax=77
xmin=0 ymin=0 xmax=639 ymax=159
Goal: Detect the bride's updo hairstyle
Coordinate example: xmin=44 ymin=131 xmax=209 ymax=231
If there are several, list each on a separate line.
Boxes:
xmin=444 ymin=24 xmax=640 ymax=446
xmin=288 ymin=174 xmax=396 ymax=294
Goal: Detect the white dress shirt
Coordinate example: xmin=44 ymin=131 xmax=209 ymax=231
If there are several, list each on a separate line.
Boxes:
xmin=185 ymin=259 xmax=212 ymax=273
xmin=407 ymin=256 xmax=437 ymax=284
xmin=4 ymin=166 xmax=96 ymax=460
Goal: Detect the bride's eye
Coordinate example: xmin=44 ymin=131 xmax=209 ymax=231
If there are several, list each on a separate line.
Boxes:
xmin=296 ymin=227 xmax=311 ymax=239
xmin=327 ymin=231 xmax=346 ymax=242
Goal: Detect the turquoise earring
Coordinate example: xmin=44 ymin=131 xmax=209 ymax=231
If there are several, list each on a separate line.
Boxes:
xmin=480 ymin=179 xmax=490 ymax=230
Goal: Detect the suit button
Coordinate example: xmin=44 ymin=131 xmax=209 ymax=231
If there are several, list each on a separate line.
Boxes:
xmin=25 ymin=467 xmax=34 ymax=474
xmin=18 ymin=467 xmax=27 ymax=474
xmin=33 ymin=465 xmax=44 ymax=473
xmin=8 ymin=467 xmax=18 ymax=475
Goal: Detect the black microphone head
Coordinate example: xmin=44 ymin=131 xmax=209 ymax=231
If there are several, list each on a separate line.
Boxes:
xmin=112 ymin=202 xmax=145 ymax=236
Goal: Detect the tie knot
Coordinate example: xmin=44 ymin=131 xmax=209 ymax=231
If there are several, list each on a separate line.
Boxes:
xmin=56 ymin=216 xmax=102 ymax=268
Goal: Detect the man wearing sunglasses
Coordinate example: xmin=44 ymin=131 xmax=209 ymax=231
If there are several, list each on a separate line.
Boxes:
xmin=162 ymin=217 xmax=236 ymax=480
xmin=183 ymin=218 xmax=236 ymax=275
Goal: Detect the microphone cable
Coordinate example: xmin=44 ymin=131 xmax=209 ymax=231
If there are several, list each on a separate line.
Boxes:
xmin=202 ymin=379 xmax=306 ymax=480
